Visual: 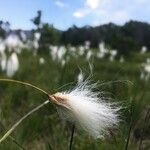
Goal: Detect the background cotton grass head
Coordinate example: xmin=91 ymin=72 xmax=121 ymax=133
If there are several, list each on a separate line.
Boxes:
xmin=50 ymin=79 xmax=121 ymax=138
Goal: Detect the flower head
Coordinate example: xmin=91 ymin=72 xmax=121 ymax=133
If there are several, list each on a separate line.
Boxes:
xmin=49 ymin=80 xmax=121 ymax=138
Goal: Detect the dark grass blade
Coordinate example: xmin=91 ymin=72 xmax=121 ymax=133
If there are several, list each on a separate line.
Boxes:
xmin=69 ymin=123 xmax=75 ymax=150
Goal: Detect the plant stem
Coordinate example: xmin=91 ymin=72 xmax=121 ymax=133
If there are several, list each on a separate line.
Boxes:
xmin=0 ymin=100 xmax=49 ymax=143
xmin=125 ymin=100 xmax=134 ymax=150
xmin=69 ymin=123 xmax=75 ymax=150
xmin=0 ymin=121 xmax=25 ymax=150
xmin=138 ymin=107 xmax=150 ymax=150
xmin=9 ymin=136 xmax=26 ymax=150
xmin=0 ymin=78 xmax=49 ymax=96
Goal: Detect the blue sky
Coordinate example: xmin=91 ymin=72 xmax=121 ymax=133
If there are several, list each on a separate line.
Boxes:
xmin=0 ymin=0 xmax=149 ymax=30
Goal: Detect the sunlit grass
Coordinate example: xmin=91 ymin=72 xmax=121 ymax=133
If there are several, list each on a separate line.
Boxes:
xmin=0 ymin=49 xmax=150 ymax=149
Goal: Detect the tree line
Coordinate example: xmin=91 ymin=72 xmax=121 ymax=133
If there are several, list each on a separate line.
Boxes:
xmin=1 ymin=10 xmax=150 ymax=56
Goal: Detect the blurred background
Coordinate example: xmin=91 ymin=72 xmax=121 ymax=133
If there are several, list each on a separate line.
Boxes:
xmin=0 ymin=0 xmax=150 ymax=149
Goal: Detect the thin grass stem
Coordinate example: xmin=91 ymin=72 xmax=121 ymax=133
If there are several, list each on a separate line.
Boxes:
xmin=9 ymin=136 xmax=26 ymax=150
xmin=0 ymin=121 xmax=25 ymax=150
xmin=69 ymin=123 xmax=75 ymax=150
xmin=0 ymin=100 xmax=49 ymax=143
xmin=0 ymin=79 xmax=49 ymax=96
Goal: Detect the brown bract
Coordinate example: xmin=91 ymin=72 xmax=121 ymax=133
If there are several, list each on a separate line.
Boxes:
xmin=49 ymin=92 xmax=70 ymax=109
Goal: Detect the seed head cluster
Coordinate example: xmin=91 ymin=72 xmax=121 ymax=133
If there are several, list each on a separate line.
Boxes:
xmin=50 ymin=80 xmax=120 ymax=138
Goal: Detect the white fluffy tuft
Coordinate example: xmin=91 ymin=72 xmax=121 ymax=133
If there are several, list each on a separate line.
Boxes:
xmin=56 ymin=80 xmax=121 ymax=138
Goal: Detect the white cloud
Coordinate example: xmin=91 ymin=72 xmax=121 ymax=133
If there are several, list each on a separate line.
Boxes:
xmin=73 ymin=11 xmax=85 ymax=18
xmin=85 ymin=0 xmax=100 ymax=9
xmin=73 ymin=9 xmax=90 ymax=18
xmin=55 ymin=0 xmax=67 ymax=8
xmin=73 ymin=0 xmax=149 ymax=26
xmin=73 ymin=0 xmax=131 ymax=22
xmin=73 ymin=0 xmax=101 ymax=18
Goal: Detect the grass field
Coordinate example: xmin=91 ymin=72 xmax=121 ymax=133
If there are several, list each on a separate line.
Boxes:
xmin=0 ymin=48 xmax=150 ymax=150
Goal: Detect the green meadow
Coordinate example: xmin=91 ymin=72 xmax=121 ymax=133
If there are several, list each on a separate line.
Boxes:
xmin=0 ymin=48 xmax=149 ymax=150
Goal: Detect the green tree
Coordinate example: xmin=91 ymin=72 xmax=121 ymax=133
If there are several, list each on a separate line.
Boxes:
xmin=0 ymin=21 xmax=6 ymax=38
xmin=31 ymin=10 xmax=42 ymax=30
xmin=38 ymin=23 xmax=60 ymax=54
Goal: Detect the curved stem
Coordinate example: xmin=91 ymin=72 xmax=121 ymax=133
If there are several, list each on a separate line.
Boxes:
xmin=0 ymin=79 xmax=49 ymax=96
xmin=0 ymin=100 xmax=49 ymax=143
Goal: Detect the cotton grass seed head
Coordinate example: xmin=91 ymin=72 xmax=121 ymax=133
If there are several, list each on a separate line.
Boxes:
xmin=49 ymin=80 xmax=121 ymax=138
xmin=0 ymin=78 xmax=122 ymax=144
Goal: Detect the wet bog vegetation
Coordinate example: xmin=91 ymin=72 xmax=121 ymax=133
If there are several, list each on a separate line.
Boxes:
xmin=0 ymin=11 xmax=150 ymax=149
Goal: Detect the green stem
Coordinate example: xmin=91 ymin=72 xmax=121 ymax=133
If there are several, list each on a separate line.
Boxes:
xmin=0 ymin=78 xmax=49 ymax=96
xmin=0 ymin=100 xmax=49 ymax=143
xmin=0 ymin=121 xmax=25 ymax=150
xmin=69 ymin=123 xmax=75 ymax=150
